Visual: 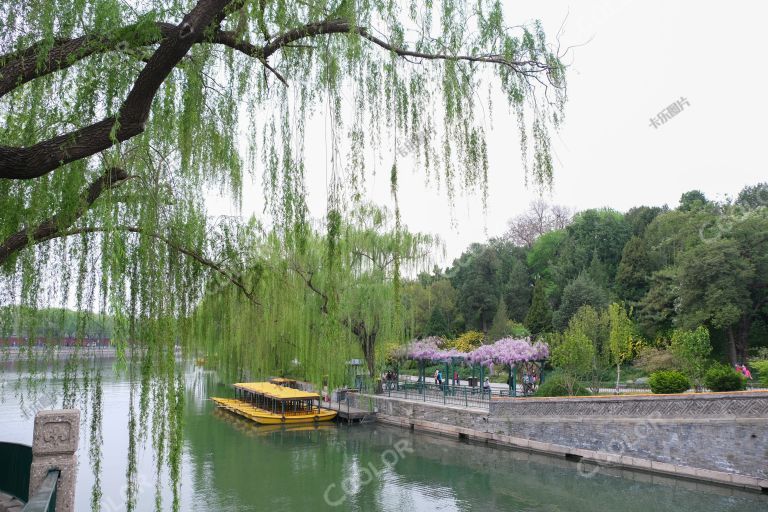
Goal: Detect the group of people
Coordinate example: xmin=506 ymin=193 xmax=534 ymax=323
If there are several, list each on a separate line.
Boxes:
xmin=736 ymin=364 xmax=752 ymax=379
xmin=433 ymin=370 xmax=464 ymax=386
xmin=384 ymin=370 xmax=398 ymax=389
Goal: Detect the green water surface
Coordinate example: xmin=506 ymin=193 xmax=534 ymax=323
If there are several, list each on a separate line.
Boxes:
xmin=1 ymin=363 xmax=766 ymax=512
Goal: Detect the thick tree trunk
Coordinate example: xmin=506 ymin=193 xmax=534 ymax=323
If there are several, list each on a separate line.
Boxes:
xmin=736 ymin=315 xmax=752 ymax=364
xmin=0 ymin=0 xmax=235 ymax=180
xmin=727 ymin=327 xmax=738 ymax=366
xmin=349 ymin=320 xmax=377 ymax=378
xmin=363 ymin=336 xmax=376 ymax=378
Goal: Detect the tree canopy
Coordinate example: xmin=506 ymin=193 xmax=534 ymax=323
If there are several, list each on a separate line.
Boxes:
xmin=1 ymin=0 xmax=567 ymax=352
xmin=0 ymin=3 xmax=568 ymax=510
xmin=0 ymin=0 xmax=569 ymax=414
xmin=403 ymin=189 xmax=768 ymax=367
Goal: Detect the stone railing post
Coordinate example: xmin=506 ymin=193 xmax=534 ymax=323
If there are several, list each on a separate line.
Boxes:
xmin=28 ymin=409 xmax=79 ymax=512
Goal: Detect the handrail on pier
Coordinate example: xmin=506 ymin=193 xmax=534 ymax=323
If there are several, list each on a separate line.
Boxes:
xmin=1 ymin=409 xmax=79 ymax=512
xmin=22 ymin=470 xmax=59 ymax=512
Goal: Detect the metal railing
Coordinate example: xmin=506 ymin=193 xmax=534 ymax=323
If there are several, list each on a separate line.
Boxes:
xmin=369 ymin=378 xmax=768 ymax=409
xmin=22 ymin=470 xmax=59 ymax=512
xmin=380 ymin=381 xmax=495 ymax=409
xmin=0 ymin=441 xmax=32 ymax=505
xmin=0 ymin=442 xmax=60 ymax=512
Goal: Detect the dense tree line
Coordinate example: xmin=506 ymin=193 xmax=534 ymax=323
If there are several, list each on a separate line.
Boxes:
xmin=403 ymin=184 xmax=768 ymax=364
xmin=1 ymin=306 xmax=113 ymax=339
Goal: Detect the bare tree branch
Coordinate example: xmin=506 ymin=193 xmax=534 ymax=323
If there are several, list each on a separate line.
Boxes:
xmin=263 ymin=18 xmax=561 ymax=78
xmin=209 ymin=30 xmax=287 ymax=85
xmin=34 ymin=225 xmax=261 ymax=306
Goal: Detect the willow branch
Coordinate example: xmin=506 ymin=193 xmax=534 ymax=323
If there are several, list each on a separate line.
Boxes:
xmin=290 ymin=263 xmax=328 ymax=313
xmin=0 ymin=12 xmax=558 ymax=181
xmin=257 ymin=0 xmax=271 ymax=41
xmin=292 ymin=267 xmax=361 ymax=344
xmin=0 ymin=22 xmax=271 ymax=99
xmin=263 ymin=18 xmax=560 ymax=78
xmin=37 ymin=225 xmax=261 ymax=306
xmin=0 ymin=167 xmax=131 ymax=265
xmin=209 ymin=30 xmax=287 ymax=85
xmin=0 ymin=22 xmax=177 ymax=99
xmin=0 ymin=0 xmax=236 ymax=180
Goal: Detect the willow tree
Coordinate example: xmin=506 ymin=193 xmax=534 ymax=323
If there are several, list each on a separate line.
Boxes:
xmin=190 ymin=205 xmax=435 ymax=382
xmin=1 ymin=0 xmax=565 ymax=510
xmin=1 ymin=0 xmax=566 ymax=304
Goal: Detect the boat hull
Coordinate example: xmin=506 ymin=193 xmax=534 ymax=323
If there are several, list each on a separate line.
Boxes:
xmin=212 ymin=397 xmax=337 ymax=425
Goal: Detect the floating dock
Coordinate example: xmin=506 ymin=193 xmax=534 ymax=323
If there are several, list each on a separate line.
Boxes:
xmin=323 ymin=401 xmax=376 ymax=424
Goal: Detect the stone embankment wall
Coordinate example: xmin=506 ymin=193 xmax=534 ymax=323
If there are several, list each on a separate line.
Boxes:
xmin=347 ymin=391 xmax=768 ymax=492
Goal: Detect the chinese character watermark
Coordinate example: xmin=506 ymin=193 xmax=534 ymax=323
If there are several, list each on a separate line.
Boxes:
xmin=20 ymin=392 xmax=59 ymax=420
xmin=649 ymin=96 xmax=690 ymax=128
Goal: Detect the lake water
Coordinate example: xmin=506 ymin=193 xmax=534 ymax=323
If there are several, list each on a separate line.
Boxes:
xmin=1 ymin=361 xmax=766 ymax=511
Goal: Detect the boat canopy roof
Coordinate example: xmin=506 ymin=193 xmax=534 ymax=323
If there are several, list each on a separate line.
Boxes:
xmin=269 ymin=377 xmax=297 ymax=384
xmin=234 ymin=382 xmax=318 ymax=400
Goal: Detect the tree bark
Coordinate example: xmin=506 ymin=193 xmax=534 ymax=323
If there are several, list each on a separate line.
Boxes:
xmin=349 ymin=319 xmax=379 ymax=378
xmin=0 ymin=0 xmax=235 ymax=180
xmin=0 ymin=23 xmax=176 ymax=99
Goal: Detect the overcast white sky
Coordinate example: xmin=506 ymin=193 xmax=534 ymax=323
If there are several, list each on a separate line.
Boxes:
xmin=208 ymin=0 xmax=768 ymax=267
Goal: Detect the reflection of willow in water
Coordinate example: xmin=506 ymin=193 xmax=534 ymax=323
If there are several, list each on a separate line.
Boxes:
xmin=185 ymin=400 xmax=343 ymax=511
xmin=1 ymin=353 xmax=185 ymax=512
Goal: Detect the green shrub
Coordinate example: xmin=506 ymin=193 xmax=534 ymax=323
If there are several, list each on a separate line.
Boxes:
xmin=704 ymin=364 xmax=746 ymax=392
xmin=508 ymin=321 xmax=531 ymax=338
xmin=534 ymin=374 xmax=591 ymax=397
xmin=751 ymin=360 xmax=768 ymax=387
xmin=648 ymin=370 xmax=690 ymax=394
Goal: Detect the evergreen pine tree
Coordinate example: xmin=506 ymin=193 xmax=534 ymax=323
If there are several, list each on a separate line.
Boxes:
xmin=524 ymin=281 xmax=553 ymax=336
xmin=425 ymin=307 xmax=452 ymax=337
xmin=488 ymin=297 xmax=510 ymax=341
xmin=615 ymin=236 xmax=652 ymax=302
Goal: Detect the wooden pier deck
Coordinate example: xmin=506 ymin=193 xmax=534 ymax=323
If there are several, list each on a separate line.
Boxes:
xmin=323 ymin=401 xmax=376 ymax=424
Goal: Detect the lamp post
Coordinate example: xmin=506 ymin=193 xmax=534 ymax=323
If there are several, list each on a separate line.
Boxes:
xmin=510 ymin=364 xmax=517 ymax=397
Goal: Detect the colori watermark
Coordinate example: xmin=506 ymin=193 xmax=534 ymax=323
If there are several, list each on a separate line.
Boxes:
xmin=323 ymin=439 xmax=414 ymax=507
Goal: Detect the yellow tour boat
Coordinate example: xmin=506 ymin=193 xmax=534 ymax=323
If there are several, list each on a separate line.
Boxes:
xmin=212 ymin=382 xmax=337 ymax=425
